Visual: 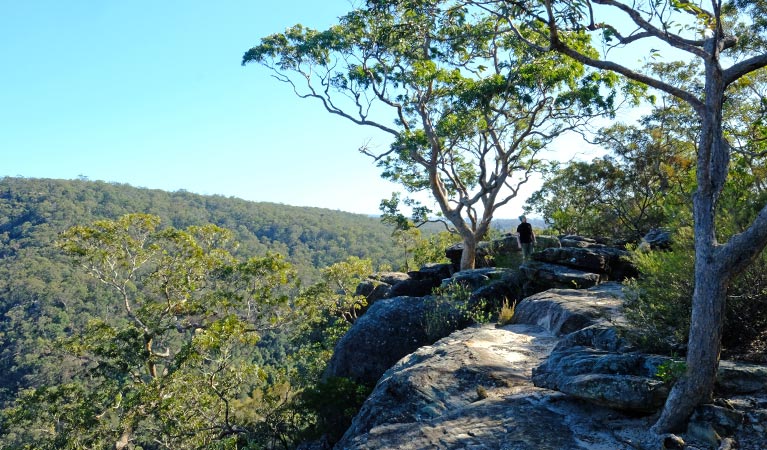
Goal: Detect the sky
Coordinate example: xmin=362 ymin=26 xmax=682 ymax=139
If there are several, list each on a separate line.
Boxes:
xmin=0 ymin=0 xmax=607 ymax=217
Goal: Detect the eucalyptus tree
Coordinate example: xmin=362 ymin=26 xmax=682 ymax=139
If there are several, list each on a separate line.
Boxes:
xmin=472 ymin=0 xmax=767 ymax=433
xmin=3 ymin=214 xmax=299 ymax=449
xmin=243 ymin=1 xmax=618 ymax=269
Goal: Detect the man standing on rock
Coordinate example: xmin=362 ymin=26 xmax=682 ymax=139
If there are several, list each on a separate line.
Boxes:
xmin=516 ymin=215 xmax=536 ymax=262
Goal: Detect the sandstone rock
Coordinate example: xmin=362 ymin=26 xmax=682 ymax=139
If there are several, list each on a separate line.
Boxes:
xmin=335 ymin=324 xmax=659 ymax=450
xmin=560 ymin=235 xmax=605 ymax=248
xmin=333 ymin=278 xmax=767 ymax=450
xmin=409 ymin=263 xmax=453 ymax=281
xmin=532 ymin=246 xmax=637 ymax=280
xmin=386 ymin=278 xmax=439 ymax=298
xmin=323 ymin=296 xmax=471 ymax=386
xmin=642 ymin=228 xmax=672 ymax=250
xmin=716 ymin=360 xmax=767 ymax=395
xmin=519 ymin=261 xmax=602 ymax=291
xmin=354 ymin=280 xmax=392 ymax=305
xmin=324 ymin=296 xmax=433 ymax=385
xmin=510 ymin=283 xmax=625 ymax=336
xmin=445 ymin=235 xmax=561 ymax=270
xmin=441 ymin=268 xmax=515 ymax=291
xmin=532 ymin=347 xmax=671 ymax=412
xmin=369 ymin=272 xmax=411 ymax=285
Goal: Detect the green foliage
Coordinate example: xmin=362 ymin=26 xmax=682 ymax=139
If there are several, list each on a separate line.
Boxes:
xmin=1 ymin=214 xmax=305 ymax=448
xmin=654 ymin=359 xmax=687 ymax=384
xmin=623 ymin=229 xmax=695 ymax=354
xmin=0 ymin=176 xmax=404 ymax=415
xmin=625 ymin=228 xmax=767 ymax=360
xmin=527 ymin=96 xmax=697 ymax=241
xmin=299 ymin=377 xmax=373 ymax=444
xmin=316 ymin=256 xmax=374 ymax=323
xmin=423 ymin=282 xmax=489 ymax=340
xmin=245 ymin=2 xmax=618 ymax=270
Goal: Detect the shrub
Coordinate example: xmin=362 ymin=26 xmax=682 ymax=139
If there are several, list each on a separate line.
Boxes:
xmin=422 ymin=282 xmax=490 ymax=341
xmin=623 ymin=229 xmax=695 ymax=354
xmin=497 ymin=298 xmax=516 ymax=326
xmin=624 ymin=227 xmax=767 ymax=361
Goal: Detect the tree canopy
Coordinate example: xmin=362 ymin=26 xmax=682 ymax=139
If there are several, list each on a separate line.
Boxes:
xmin=244 ymin=1 xmax=622 ymax=269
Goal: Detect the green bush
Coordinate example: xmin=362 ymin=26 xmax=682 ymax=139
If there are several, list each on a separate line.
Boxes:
xmin=623 ymin=228 xmax=695 ymax=354
xmin=624 ymin=228 xmax=767 ymax=361
xmin=299 ymin=377 xmax=372 ymax=444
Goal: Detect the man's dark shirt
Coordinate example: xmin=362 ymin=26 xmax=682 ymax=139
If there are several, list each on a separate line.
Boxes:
xmin=517 ymin=222 xmax=533 ymax=244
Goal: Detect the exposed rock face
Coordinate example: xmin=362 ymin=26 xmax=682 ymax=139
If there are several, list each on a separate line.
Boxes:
xmin=324 ymin=296 xmax=432 ymax=385
xmin=335 ymin=322 xmax=668 ymax=450
xmin=519 ymin=261 xmax=602 ymax=291
xmin=335 ymin=282 xmax=767 ymax=449
xmin=532 ymin=246 xmax=637 ymax=281
xmin=354 ymin=272 xmax=411 ymax=307
xmin=642 ymin=228 xmax=673 ymax=250
xmin=532 ymin=347 xmax=672 ymax=412
xmin=510 ymin=283 xmax=626 ymax=336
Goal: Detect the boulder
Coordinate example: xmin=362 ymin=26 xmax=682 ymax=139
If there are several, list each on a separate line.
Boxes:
xmin=510 ymin=282 xmax=625 ymax=336
xmin=355 ymin=272 xmax=411 ymax=307
xmin=354 ymin=280 xmax=392 ymax=305
xmin=382 ymin=264 xmax=454 ymax=299
xmin=386 ymin=278 xmax=439 ymax=298
xmin=642 ymin=228 xmax=673 ymax=250
xmin=409 ymin=263 xmax=453 ymax=281
xmin=560 ymin=235 xmax=605 ymax=248
xmin=323 ymin=296 xmax=471 ymax=386
xmin=441 ymin=268 xmax=514 ymax=291
xmin=532 ymin=347 xmax=672 ymax=412
xmin=519 ymin=261 xmax=602 ymax=292
xmin=532 ymin=246 xmax=637 ymax=280
xmin=369 ymin=272 xmax=411 ymax=285
xmin=323 ymin=296 xmax=431 ymax=385
xmin=716 ymin=360 xmax=767 ymax=395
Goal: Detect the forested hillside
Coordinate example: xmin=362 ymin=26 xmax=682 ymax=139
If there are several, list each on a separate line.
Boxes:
xmin=0 ymin=177 xmax=404 ymax=416
xmin=0 ymin=177 xmax=405 ymax=277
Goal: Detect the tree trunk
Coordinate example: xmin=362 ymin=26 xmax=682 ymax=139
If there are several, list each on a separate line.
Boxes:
xmin=651 ymin=254 xmax=727 ymax=432
xmin=460 ymin=236 xmax=477 ymax=270
xmin=653 ymin=52 xmax=728 ymax=432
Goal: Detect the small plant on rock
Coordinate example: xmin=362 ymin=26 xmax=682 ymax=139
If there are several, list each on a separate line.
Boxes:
xmin=497 ymin=298 xmax=516 ymax=326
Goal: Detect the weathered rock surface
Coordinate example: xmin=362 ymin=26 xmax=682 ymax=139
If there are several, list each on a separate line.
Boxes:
xmin=532 ymin=347 xmax=672 ymax=412
xmin=324 ymin=296 xmax=472 ymax=385
xmin=324 ymin=296 xmax=432 ymax=385
xmin=519 ymin=261 xmax=602 ymax=291
xmin=642 ymin=228 xmax=673 ymax=250
xmin=336 ymin=323 xmax=659 ymax=450
xmin=532 ymin=246 xmax=637 ymax=280
xmin=511 ymin=283 xmax=625 ymax=335
xmin=336 ymin=282 xmax=767 ymax=449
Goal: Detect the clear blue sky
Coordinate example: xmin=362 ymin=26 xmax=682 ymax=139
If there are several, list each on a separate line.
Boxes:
xmin=0 ymin=0 xmax=407 ymax=215
xmin=0 ymin=1 xmax=608 ymax=216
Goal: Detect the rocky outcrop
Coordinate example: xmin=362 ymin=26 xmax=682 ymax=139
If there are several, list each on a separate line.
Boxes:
xmin=519 ymin=261 xmax=602 ymax=290
xmin=324 ymin=296 xmax=431 ymax=385
xmin=445 ymin=235 xmax=561 ymax=270
xmin=532 ymin=245 xmax=637 ymax=281
xmin=323 ymin=295 xmax=472 ymax=386
xmin=336 ymin=282 xmax=767 ymax=449
xmin=354 ymin=265 xmax=456 ymax=306
xmin=642 ymin=228 xmax=673 ymax=250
